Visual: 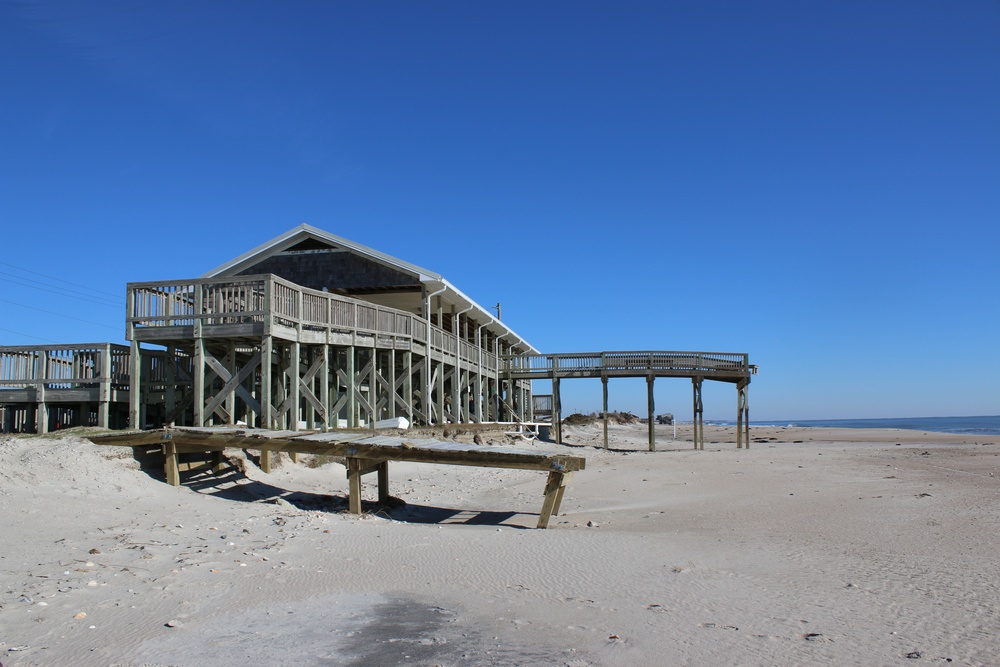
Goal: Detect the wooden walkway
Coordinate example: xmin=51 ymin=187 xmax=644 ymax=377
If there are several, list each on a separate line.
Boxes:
xmin=89 ymin=427 xmax=585 ymax=529
xmin=500 ymin=351 xmax=757 ymax=450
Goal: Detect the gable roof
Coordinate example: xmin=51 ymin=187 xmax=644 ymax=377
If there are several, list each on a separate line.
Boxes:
xmin=201 ymin=224 xmax=442 ymax=283
xmin=201 ymin=224 xmax=539 ymax=354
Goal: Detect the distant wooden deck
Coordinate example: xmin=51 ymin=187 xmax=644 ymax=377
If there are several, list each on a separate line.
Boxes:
xmin=0 ymin=344 xmax=132 ymax=432
xmin=90 ymin=427 xmax=585 ymax=528
xmin=500 ymin=351 xmax=755 ymax=382
xmin=500 ymin=351 xmax=757 ymax=450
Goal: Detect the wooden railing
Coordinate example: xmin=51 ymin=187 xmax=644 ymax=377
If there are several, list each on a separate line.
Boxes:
xmin=500 ymin=351 xmax=754 ymax=377
xmin=0 ymin=344 xmax=131 ymax=389
xmin=127 ymin=274 xmax=499 ymax=370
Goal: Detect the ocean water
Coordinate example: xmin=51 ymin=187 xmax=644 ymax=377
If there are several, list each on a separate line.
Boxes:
xmin=738 ymin=415 xmax=1000 ymax=436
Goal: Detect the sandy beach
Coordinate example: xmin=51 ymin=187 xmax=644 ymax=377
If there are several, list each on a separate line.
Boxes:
xmin=2 ymin=422 xmax=999 ymax=666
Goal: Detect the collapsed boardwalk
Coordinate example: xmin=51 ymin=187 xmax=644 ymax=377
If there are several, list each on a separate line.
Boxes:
xmin=90 ymin=426 xmax=586 ymax=528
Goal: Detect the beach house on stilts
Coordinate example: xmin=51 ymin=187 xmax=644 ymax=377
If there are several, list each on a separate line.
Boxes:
xmin=125 ymin=224 xmax=538 ymax=431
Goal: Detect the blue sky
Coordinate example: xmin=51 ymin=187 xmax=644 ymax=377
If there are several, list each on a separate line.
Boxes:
xmin=1 ymin=1 xmax=997 ymax=420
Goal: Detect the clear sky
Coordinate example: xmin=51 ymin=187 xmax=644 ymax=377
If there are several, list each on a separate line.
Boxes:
xmin=2 ymin=1 xmax=997 ymax=421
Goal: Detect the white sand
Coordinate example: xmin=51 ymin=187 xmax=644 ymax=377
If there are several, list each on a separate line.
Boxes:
xmin=2 ymin=423 xmax=999 ymax=666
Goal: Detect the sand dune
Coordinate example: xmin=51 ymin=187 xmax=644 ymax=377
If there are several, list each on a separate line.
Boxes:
xmin=2 ymin=423 xmax=999 ymax=666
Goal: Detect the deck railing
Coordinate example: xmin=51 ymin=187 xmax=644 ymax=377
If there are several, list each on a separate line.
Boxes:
xmin=500 ymin=351 xmax=753 ymax=376
xmin=0 ymin=344 xmax=132 ymax=389
xmin=127 ymin=274 xmax=499 ymax=370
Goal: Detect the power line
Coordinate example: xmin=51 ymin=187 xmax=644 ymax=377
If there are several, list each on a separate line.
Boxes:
xmin=0 ymin=261 xmax=123 ymax=301
xmin=0 ymin=326 xmax=61 ymax=344
xmin=0 ymin=274 xmax=122 ymax=308
xmin=0 ymin=297 xmax=121 ymax=330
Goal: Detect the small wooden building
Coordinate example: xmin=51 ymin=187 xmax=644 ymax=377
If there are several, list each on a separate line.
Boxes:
xmin=126 ymin=224 xmax=538 ymax=430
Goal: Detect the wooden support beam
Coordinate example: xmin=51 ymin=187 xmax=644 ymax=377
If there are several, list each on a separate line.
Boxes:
xmin=435 ymin=360 xmax=445 ymax=424
xmin=552 ymin=377 xmax=562 ymax=445
xmin=537 ymin=471 xmax=572 ymax=529
xmin=347 ymin=457 xmax=363 ymax=514
xmin=260 ymin=335 xmax=273 ymax=429
xmin=692 ymin=376 xmax=704 ymax=450
xmin=647 ymin=374 xmax=655 ymax=452
xmin=194 ymin=338 xmax=205 ymax=426
xmin=289 ymin=340 xmax=300 ymax=430
xmin=203 ymin=351 xmax=262 ymax=422
xmin=403 ymin=350 xmax=413 ymax=425
xmin=320 ymin=345 xmax=330 ymax=432
xmin=346 ymin=346 xmax=356 ymax=428
xmin=378 ymin=461 xmax=390 ymax=503
xmin=163 ymin=442 xmax=180 ymax=486
xmin=737 ymin=379 xmax=750 ymax=449
xmin=130 ymin=340 xmax=141 ymax=429
xmin=164 ymin=344 xmax=176 ymax=427
xmin=602 ymin=376 xmax=609 ymax=450
xmin=212 ymin=450 xmax=227 ymax=474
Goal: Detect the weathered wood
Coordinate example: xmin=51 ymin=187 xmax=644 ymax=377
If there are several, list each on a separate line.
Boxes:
xmin=377 ymin=461 xmax=389 ymax=503
xmin=602 ymin=376 xmax=609 ymax=450
xmin=347 ymin=457 xmax=363 ymax=514
xmin=647 ymin=375 xmax=655 ymax=452
xmin=537 ymin=471 xmax=570 ymax=529
xmin=163 ymin=442 xmax=180 ymax=486
xmin=89 ymin=427 xmax=585 ymax=528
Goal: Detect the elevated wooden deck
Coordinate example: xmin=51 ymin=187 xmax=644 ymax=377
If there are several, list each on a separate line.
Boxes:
xmin=500 ymin=351 xmax=756 ymax=382
xmin=0 ymin=344 xmax=132 ymax=432
xmin=128 ymin=274 xmax=500 ymax=371
xmin=500 ymin=351 xmax=757 ymax=451
xmin=125 ymin=274 xmax=535 ymax=429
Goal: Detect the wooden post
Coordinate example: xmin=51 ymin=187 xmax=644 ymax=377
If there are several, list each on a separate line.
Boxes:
xmin=647 ymin=374 xmax=655 ymax=452
xmin=403 ymin=350 xmax=413 ymax=426
xmin=165 ymin=344 xmax=176 ymax=427
xmin=260 ymin=335 xmax=272 ymax=429
xmin=98 ymin=343 xmax=111 ymax=428
xmin=225 ymin=344 xmax=236 ymax=426
xmin=692 ymin=376 xmax=704 ymax=450
xmin=377 ymin=461 xmax=390 ymax=503
xmin=346 ymin=345 xmax=356 ymax=428
xmin=211 ymin=450 xmax=226 ymax=474
xmin=289 ymin=340 xmax=300 ymax=430
xmin=193 ymin=337 xmax=205 ymax=426
xmin=36 ymin=350 xmax=47 ymax=434
xmin=347 ymin=457 xmax=363 ymax=514
xmin=163 ymin=442 xmax=180 ymax=486
xmin=552 ymin=376 xmax=562 ymax=445
xmin=602 ymin=376 xmax=609 ymax=450
xmin=364 ymin=350 xmax=376 ymax=429
xmin=388 ymin=349 xmax=397 ymax=420
xmin=737 ymin=379 xmax=750 ymax=449
xmin=537 ymin=471 xmax=571 ymax=529
xmin=320 ymin=345 xmax=330 ymax=432
xmin=436 ymin=360 xmax=445 ymax=425
xmin=129 ymin=340 xmax=141 ymax=430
